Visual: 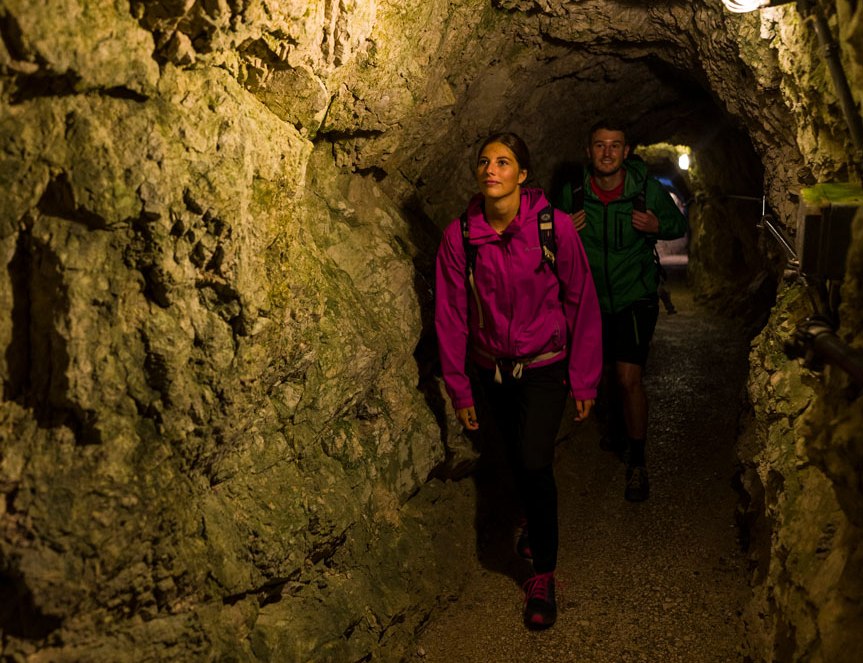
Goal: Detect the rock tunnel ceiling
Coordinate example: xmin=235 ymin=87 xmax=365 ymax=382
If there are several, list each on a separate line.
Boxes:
xmin=119 ymin=0 xmax=802 ymax=218
xmin=312 ymin=3 xmax=781 ymax=221
xmin=1 ymin=0 xmax=863 ymax=662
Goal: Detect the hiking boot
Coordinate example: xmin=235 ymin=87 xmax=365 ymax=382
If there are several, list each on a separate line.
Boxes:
xmin=523 ymin=571 xmax=556 ymax=629
xmin=625 ymin=465 xmax=650 ymax=502
xmin=515 ymin=519 xmax=532 ymax=560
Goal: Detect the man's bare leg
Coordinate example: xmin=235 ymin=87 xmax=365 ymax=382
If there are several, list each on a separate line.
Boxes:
xmin=616 ymin=360 xmax=650 ymax=501
xmin=616 ymin=361 xmax=647 ymax=440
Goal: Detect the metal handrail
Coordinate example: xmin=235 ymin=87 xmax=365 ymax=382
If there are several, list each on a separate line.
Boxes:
xmin=786 ymin=316 xmax=863 ymax=385
xmin=758 ymin=213 xmax=799 ymax=267
xmin=748 ymin=200 xmax=863 ymax=385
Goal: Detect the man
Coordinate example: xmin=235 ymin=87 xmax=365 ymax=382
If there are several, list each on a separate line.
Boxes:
xmin=554 ymin=120 xmax=687 ymax=502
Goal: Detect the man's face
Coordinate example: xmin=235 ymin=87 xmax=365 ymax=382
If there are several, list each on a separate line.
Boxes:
xmin=587 ymin=129 xmax=629 ymax=177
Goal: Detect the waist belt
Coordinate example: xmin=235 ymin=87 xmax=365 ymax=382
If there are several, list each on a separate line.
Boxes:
xmin=473 ymin=347 xmax=567 ymax=383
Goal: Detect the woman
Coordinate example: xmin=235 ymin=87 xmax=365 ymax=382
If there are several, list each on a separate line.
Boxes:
xmin=435 ymin=132 xmax=602 ymax=629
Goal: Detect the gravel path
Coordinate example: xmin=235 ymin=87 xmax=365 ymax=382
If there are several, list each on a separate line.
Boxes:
xmin=412 ymin=265 xmax=752 ymax=662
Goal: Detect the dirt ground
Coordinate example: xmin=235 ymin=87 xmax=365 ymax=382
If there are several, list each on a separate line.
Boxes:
xmin=410 ymin=263 xmax=754 ymax=663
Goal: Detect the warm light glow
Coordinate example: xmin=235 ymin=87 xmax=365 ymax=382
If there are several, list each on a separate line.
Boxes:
xmin=722 ymin=0 xmax=770 ymax=12
xmin=678 ymin=153 xmax=690 ymax=171
xmin=721 ymin=0 xmax=796 ymax=12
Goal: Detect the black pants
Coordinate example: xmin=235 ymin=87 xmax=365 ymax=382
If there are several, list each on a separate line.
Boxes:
xmin=477 ymin=361 xmax=569 ymax=574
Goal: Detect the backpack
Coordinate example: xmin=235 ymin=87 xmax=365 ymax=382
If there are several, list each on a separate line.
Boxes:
xmin=460 ymin=205 xmax=556 ymax=329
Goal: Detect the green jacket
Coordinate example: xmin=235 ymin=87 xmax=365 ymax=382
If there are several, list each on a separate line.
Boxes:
xmin=555 ymin=158 xmax=687 ymax=313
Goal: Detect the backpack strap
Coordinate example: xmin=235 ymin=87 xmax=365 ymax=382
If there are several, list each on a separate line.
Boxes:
xmin=560 ymin=179 xmax=585 ymax=214
xmin=633 ymin=177 xmax=667 ymax=283
xmin=632 ymin=175 xmax=648 ymax=213
xmin=461 ymin=212 xmax=484 ymax=329
xmin=460 ymin=212 xmax=477 ymax=275
xmin=537 ymin=205 xmax=556 ymax=269
xmin=571 ymin=183 xmax=585 ymax=213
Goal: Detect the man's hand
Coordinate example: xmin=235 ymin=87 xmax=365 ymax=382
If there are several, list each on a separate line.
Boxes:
xmin=574 ymin=399 xmax=594 ymax=422
xmin=570 ymin=210 xmax=587 ymax=231
xmin=456 ymin=406 xmax=479 ymax=430
xmin=631 ymin=209 xmax=659 ymax=233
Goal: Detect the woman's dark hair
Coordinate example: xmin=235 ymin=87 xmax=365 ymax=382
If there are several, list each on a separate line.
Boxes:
xmin=476 ymin=132 xmax=531 ymax=173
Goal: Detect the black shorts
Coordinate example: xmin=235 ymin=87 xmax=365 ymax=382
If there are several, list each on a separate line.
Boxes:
xmin=602 ymin=295 xmax=659 ymax=366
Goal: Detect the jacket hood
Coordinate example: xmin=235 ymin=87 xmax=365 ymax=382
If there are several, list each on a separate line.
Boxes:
xmin=465 ymin=187 xmax=550 ymax=244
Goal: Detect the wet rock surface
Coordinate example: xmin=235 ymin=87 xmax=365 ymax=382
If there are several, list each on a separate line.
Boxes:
xmin=413 ymin=267 xmax=753 ymax=662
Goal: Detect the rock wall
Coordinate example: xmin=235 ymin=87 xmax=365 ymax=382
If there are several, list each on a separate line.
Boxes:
xmin=742 ymin=228 xmax=863 ymax=663
xmin=1 ymin=0 xmax=861 ymax=660
xmin=0 ymin=2 xmax=468 ymax=660
xmin=740 ymin=2 xmax=863 ymax=661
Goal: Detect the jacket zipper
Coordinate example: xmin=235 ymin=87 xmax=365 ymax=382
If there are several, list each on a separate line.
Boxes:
xmin=504 ymin=236 xmax=515 ymax=354
xmin=602 ymin=204 xmax=615 ymax=312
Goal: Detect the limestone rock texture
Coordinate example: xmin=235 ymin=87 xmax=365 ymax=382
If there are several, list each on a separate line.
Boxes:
xmin=0 ymin=0 xmax=860 ymax=661
xmin=739 ymin=3 xmax=863 ymax=662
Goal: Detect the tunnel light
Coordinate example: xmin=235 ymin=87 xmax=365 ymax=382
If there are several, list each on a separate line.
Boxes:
xmin=722 ymin=0 xmax=795 ymax=12
xmin=678 ymin=153 xmax=690 ymax=171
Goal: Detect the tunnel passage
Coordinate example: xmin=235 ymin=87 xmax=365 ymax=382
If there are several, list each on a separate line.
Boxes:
xmin=404 ymin=42 xmax=778 ymax=486
xmin=394 ymin=20 xmax=779 ymax=659
xmin=1 ymin=1 xmax=862 ymax=662
xmin=397 ymin=50 xmax=776 ymax=332
xmin=317 ymin=17 xmax=781 ymax=323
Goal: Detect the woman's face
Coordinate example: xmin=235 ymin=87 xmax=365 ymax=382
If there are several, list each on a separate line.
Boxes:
xmin=476 ymin=142 xmax=527 ymax=202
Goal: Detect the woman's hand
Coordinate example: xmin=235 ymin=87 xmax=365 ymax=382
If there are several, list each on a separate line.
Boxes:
xmin=456 ymin=406 xmax=479 ymax=430
xmin=574 ymin=399 xmax=594 ymax=422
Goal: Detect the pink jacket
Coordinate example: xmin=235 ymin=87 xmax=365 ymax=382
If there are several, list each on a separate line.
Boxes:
xmin=435 ymin=188 xmax=602 ymax=410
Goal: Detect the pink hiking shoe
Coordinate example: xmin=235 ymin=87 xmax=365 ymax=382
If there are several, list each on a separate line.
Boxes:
xmin=523 ymin=571 xmax=556 ymax=629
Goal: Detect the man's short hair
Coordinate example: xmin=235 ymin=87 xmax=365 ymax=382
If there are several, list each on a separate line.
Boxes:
xmin=587 ymin=119 xmax=629 ymax=146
